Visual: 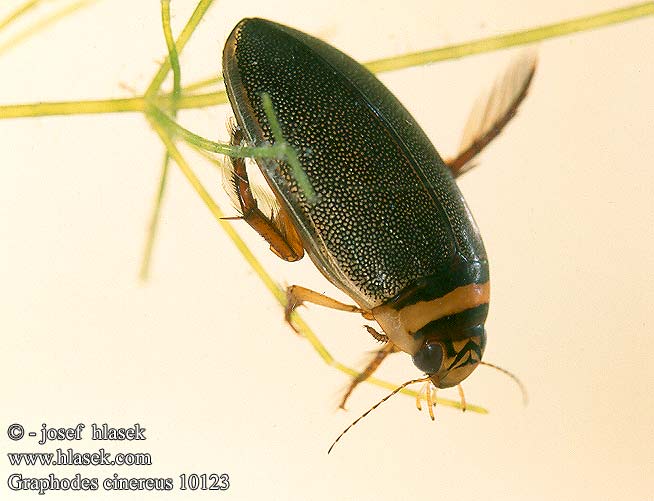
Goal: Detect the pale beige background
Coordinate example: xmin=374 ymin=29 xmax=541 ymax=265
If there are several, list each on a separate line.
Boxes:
xmin=1 ymin=1 xmax=653 ymax=500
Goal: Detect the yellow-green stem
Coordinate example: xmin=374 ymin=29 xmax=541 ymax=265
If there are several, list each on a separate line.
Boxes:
xmin=0 ymin=0 xmax=98 ymax=56
xmin=140 ymin=0 xmax=184 ymax=281
xmin=365 ymin=1 xmax=654 ymax=73
xmin=2 ymin=3 xmax=652 ymax=120
xmin=144 ymin=0 xmax=215 ymax=99
xmin=0 ymin=0 xmax=40 ymax=32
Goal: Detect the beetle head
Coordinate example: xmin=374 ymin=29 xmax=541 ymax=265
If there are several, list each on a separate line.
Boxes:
xmin=411 ymin=324 xmax=486 ymax=388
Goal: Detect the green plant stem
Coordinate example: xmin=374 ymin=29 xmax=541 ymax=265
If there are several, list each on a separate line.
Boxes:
xmin=366 ymin=1 xmax=654 ymax=73
xmin=260 ymin=93 xmax=316 ymax=202
xmin=0 ymin=91 xmax=226 ymax=120
xmin=2 ymin=2 xmax=651 ymax=120
xmin=159 ymin=0 xmax=181 ymax=106
xmin=0 ymin=0 xmax=98 ymax=56
xmin=181 ymin=75 xmax=224 ymax=93
xmin=144 ymin=0 xmax=214 ymax=100
xmin=150 ymin=105 xmax=276 ymax=159
xmin=140 ymin=0 xmax=183 ymax=281
xmin=139 ymin=153 xmax=170 ymax=281
xmin=0 ymin=0 xmax=40 ymax=32
xmin=151 ymin=103 xmax=317 ymax=200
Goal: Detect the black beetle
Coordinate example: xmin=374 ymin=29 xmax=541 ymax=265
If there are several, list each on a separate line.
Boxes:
xmin=222 ymin=18 xmax=533 ymax=450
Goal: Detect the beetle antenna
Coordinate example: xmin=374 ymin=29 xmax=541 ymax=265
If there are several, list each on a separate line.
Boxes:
xmin=457 ymin=384 xmax=467 ymax=412
xmin=479 ymin=361 xmax=528 ymax=405
xmin=328 ymin=376 xmax=430 ymax=454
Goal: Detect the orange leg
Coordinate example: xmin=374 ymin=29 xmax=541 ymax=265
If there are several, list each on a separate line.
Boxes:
xmin=284 ymin=285 xmax=374 ymax=323
xmin=283 ymin=284 xmax=394 ymax=406
xmin=227 ymin=126 xmax=304 ymax=262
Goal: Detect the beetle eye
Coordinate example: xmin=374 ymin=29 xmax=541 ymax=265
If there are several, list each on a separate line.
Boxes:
xmin=412 ymin=342 xmax=444 ymax=375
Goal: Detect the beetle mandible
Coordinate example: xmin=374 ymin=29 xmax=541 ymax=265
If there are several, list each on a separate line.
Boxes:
xmin=221 ymin=18 xmax=533 ymax=449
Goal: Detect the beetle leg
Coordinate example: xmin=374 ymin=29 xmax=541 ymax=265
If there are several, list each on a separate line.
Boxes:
xmin=226 ymin=126 xmax=305 ymax=262
xmin=284 ymin=285 xmax=374 ymax=324
xmin=446 ymin=52 xmax=537 ymax=177
xmin=364 ymin=325 xmax=388 ymax=343
xmin=415 ymin=382 xmax=426 ymax=411
xmin=426 ymin=383 xmax=435 ymax=420
xmin=339 ymin=342 xmax=399 ymax=409
xmin=457 ymin=384 xmax=467 ymax=412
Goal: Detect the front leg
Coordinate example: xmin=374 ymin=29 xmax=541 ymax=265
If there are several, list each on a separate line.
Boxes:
xmin=285 ymin=285 xmax=374 ymax=323
xmin=283 ymin=284 xmax=397 ymax=406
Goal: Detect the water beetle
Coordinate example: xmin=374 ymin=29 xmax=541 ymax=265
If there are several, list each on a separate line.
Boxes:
xmin=222 ymin=18 xmax=533 ymax=447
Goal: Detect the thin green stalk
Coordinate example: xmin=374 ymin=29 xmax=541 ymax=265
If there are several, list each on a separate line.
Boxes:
xmin=150 ymin=105 xmax=240 ymax=155
xmin=163 ymin=90 xmax=227 ymax=109
xmin=151 ymin=104 xmax=286 ymax=160
xmin=0 ymin=92 xmax=225 ymax=119
xmin=144 ymin=0 xmax=215 ymax=100
xmin=366 ymin=1 xmax=654 ymax=73
xmin=0 ymin=96 xmax=144 ymax=118
xmin=0 ymin=0 xmax=40 ymax=32
xmin=151 ymin=101 xmax=319 ymax=201
xmin=2 ymin=2 xmax=652 ymax=120
xmin=260 ymin=93 xmax=316 ymax=202
xmin=139 ymin=153 xmax=170 ymax=281
xmin=0 ymin=0 xmax=98 ymax=56
xmin=181 ymin=75 xmax=223 ymax=94
xmin=160 ymin=0 xmax=181 ymax=107
xmin=140 ymin=0 xmax=183 ymax=281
